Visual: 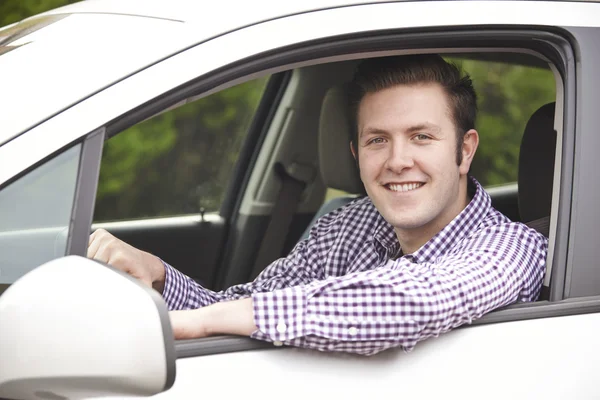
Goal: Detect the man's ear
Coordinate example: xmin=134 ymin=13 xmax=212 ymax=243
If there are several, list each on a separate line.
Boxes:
xmin=350 ymin=141 xmax=358 ymax=161
xmin=459 ymin=129 xmax=479 ymax=175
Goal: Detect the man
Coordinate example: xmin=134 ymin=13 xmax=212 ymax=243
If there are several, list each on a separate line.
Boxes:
xmin=88 ymin=54 xmax=548 ymax=356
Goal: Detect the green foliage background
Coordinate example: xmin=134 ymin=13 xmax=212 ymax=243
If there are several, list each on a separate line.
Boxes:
xmin=94 ymin=78 xmax=268 ymax=220
xmin=451 ymin=59 xmax=555 ymax=186
xmin=3 ymin=2 xmax=556 ymax=222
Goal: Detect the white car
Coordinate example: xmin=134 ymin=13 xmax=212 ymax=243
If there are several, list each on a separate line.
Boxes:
xmin=1 ymin=0 xmax=599 ymax=399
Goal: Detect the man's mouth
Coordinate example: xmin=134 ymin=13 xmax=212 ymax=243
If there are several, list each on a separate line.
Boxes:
xmin=384 ymin=182 xmax=425 ymax=193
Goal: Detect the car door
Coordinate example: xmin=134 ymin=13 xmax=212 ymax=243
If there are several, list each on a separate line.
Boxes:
xmin=152 ymin=4 xmax=599 ymax=398
xmin=130 ymin=3 xmax=598 ymax=398
xmin=2 ymin=1 xmax=600 ymax=399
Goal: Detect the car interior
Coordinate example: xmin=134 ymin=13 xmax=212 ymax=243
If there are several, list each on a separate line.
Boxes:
xmin=89 ymin=49 xmax=560 ymax=306
xmin=0 ymin=49 xmax=560 ymax=303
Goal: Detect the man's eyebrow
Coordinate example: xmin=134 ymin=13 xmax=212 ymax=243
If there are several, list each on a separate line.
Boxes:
xmin=360 ymin=127 xmax=389 ymax=137
xmin=360 ymin=123 xmax=442 ymax=138
xmin=405 ymin=123 xmax=442 ymax=134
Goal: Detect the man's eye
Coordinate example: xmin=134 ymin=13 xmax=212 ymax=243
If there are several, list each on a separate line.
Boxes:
xmin=414 ymin=134 xmax=431 ymax=141
xmin=367 ymin=137 xmax=386 ymax=145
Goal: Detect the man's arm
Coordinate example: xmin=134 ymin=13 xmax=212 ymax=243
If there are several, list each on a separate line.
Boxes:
xmin=169 ymin=298 xmax=257 ymax=339
xmin=88 ymin=203 xmax=347 ymax=311
xmin=249 ymin=223 xmax=547 ymax=355
xmin=160 ymin=231 xmax=328 ymax=310
xmin=172 ymin=222 xmax=546 ymax=354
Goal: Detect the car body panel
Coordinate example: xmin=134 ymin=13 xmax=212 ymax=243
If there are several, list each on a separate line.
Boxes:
xmin=0 ymin=13 xmax=189 ymax=144
xmin=150 ymin=312 xmax=600 ymax=399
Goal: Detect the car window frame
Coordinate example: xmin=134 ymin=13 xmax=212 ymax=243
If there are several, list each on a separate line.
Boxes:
xmin=68 ymin=26 xmax=577 ymax=357
xmin=67 ymin=128 xmax=105 ymax=256
xmin=557 ymin=26 xmax=600 ymax=299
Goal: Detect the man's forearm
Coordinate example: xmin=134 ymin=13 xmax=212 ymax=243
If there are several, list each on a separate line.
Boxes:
xmin=205 ymin=297 xmax=257 ymax=336
xmin=169 ymin=297 xmax=257 ymax=340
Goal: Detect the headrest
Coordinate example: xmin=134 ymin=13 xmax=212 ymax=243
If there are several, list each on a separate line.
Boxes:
xmin=518 ymin=102 xmax=556 ymax=223
xmin=318 ymin=85 xmax=365 ymax=194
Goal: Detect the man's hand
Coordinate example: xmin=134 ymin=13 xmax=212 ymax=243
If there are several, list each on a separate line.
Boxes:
xmin=169 ymin=298 xmax=257 ymax=340
xmin=87 ymin=229 xmax=166 ymax=292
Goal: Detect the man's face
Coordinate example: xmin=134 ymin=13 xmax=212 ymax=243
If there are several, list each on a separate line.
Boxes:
xmin=354 ymin=83 xmax=477 ymax=249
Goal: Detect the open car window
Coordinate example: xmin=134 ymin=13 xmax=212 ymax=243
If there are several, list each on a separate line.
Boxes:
xmin=93 ymin=76 xmax=270 ymax=222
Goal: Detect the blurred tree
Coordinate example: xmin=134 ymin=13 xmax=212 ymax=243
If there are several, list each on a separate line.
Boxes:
xmin=449 ymin=59 xmax=555 ymax=187
xmin=94 ymin=77 xmax=269 ymax=221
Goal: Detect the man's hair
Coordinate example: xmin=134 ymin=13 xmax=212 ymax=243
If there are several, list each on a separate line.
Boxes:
xmin=348 ymin=54 xmax=478 ymax=165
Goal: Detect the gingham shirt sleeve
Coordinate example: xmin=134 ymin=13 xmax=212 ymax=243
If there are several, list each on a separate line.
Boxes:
xmin=161 ymin=209 xmax=343 ymax=311
xmin=250 ymin=222 xmax=547 ymax=355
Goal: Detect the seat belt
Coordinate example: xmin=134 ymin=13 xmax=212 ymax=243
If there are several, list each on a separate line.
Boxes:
xmin=249 ymin=161 xmax=315 ymax=281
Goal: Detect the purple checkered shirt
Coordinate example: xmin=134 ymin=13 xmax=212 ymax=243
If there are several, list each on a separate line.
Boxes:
xmin=162 ymin=177 xmax=548 ymax=355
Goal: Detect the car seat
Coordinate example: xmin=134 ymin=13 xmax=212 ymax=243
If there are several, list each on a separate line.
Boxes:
xmin=518 ymin=102 xmax=556 ymax=301
xmin=300 ymin=84 xmax=365 ymax=239
xmin=518 ymin=102 xmax=556 ymax=238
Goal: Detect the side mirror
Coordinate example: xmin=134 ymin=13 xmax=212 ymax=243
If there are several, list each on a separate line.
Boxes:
xmin=0 ymin=255 xmax=176 ymax=400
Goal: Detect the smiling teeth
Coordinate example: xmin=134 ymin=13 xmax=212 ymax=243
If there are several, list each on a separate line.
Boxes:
xmin=388 ymin=183 xmax=423 ymax=192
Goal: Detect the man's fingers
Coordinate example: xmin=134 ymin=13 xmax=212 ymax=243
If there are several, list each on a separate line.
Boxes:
xmin=87 ymin=229 xmax=108 ymax=258
xmin=87 ymin=229 xmax=112 ymax=261
xmin=88 ymin=229 xmax=97 ymax=246
xmin=88 ymin=239 xmax=110 ymax=264
xmin=88 ymin=228 xmax=106 ymax=245
xmin=86 ymin=228 xmax=153 ymax=287
xmin=87 ymin=234 xmax=101 ymax=259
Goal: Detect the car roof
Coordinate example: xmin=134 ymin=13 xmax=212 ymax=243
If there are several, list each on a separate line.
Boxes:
xmin=37 ymin=0 xmax=378 ymax=24
xmin=37 ymin=0 xmax=600 ymax=23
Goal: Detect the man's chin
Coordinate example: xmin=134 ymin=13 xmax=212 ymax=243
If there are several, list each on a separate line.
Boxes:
xmin=391 ymin=221 xmax=427 ymax=231
xmin=384 ymin=213 xmax=430 ymax=231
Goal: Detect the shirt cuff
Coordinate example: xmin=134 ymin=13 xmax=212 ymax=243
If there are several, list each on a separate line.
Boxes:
xmin=251 ymin=286 xmax=307 ymax=342
xmin=161 ymin=260 xmax=192 ymax=310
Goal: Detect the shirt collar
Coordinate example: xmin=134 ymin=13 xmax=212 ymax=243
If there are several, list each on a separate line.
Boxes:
xmin=372 ymin=176 xmax=491 ymax=263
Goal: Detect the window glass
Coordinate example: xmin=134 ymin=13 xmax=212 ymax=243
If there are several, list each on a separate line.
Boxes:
xmin=93 ymin=76 xmax=270 ymax=222
xmin=448 ymin=57 xmax=556 ymax=187
xmin=0 ymin=144 xmax=81 ymax=287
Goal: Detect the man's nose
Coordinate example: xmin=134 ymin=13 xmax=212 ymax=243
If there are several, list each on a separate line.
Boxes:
xmin=384 ymin=141 xmax=414 ymax=172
